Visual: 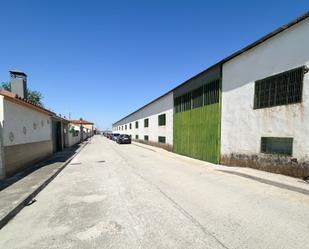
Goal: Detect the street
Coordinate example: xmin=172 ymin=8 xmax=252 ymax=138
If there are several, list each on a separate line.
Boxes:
xmin=0 ymin=136 xmax=309 ymax=249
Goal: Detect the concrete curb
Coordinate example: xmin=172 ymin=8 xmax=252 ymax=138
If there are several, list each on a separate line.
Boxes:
xmin=131 ymin=141 xmax=309 ymax=196
xmin=0 ymin=141 xmax=89 ymax=230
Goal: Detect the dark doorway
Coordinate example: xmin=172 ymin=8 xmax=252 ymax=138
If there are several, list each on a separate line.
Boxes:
xmin=52 ymin=120 xmax=63 ymax=152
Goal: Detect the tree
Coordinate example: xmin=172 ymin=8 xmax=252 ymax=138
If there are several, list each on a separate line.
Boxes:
xmin=27 ymin=89 xmax=44 ymax=107
xmin=1 ymin=82 xmax=44 ymax=107
xmin=1 ymin=82 xmax=11 ymax=91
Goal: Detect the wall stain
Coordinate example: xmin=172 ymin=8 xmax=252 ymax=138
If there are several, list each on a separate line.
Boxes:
xmin=221 ymin=153 xmax=309 ymax=178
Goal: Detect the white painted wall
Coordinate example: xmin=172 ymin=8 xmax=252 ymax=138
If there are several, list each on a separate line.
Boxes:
xmin=68 ymin=124 xmax=81 ymax=147
xmin=221 ymin=17 xmax=309 ymax=161
xmin=0 ymin=96 xmax=5 ymax=179
xmin=113 ymin=92 xmax=173 ymax=145
xmin=2 ymin=99 xmax=52 ymax=147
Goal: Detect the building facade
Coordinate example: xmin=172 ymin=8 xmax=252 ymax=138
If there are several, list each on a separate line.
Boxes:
xmin=221 ymin=14 xmax=309 ymax=177
xmin=113 ymin=92 xmax=173 ymax=148
xmin=0 ymin=71 xmax=95 ymax=179
xmin=69 ymin=119 xmax=94 ymax=143
xmin=113 ymin=12 xmax=309 ymax=178
xmin=0 ymin=89 xmax=54 ymax=178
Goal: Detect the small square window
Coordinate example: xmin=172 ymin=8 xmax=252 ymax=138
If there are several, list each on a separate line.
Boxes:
xmin=135 ymin=135 xmax=139 ymax=140
xmin=158 ymin=136 xmax=166 ymax=143
xmin=144 ymin=135 xmax=149 ymax=141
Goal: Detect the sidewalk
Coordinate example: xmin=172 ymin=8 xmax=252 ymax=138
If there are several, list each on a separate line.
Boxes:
xmin=132 ymin=141 xmax=309 ymax=196
xmin=0 ymin=141 xmax=88 ymax=229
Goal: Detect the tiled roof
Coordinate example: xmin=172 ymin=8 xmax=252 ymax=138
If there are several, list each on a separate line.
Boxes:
xmin=69 ymin=119 xmax=94 ymax=125
xmin=0 ymin=89 xmax=55 ymax=116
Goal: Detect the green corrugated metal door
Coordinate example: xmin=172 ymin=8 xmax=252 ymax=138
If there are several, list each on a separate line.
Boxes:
xmin=173 ymin=79 xmax=221 ymax=164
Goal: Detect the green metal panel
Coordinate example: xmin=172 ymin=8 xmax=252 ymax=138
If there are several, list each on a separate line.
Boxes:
xmin=173 ymin=101 xmax=220 ymax=164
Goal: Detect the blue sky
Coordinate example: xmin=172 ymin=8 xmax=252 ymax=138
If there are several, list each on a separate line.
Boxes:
xmin=0 ymin=1 xmax=308 ymax=130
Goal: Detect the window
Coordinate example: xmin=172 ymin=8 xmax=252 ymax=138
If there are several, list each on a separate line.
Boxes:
xmin=261 ymin=137 xmax=293 ymax=156
xmin=144 ymin=118 xmax=149 ymax=128
xmin=192 ymin=86 xmax=203 ymax=108
xmin=135 ymin=135 xmax=139 ymax=139
xmin=174 ymin=78 xmax=220 ymax=113
xmin=129 ymin=123 xmax=132 ymax=129
xmin=158 ymin=136 xmax=166 ymax=143
xmin=254 ymin=66 xmax=305 ymax=109
xmin=158 ymin=114 xmax=166 ymax=126
xmin=144 ymin=135 xmax=149 ymax=141
xmin=122 ymin=126 xmax=124 ymax=130
xmin=125 ymin=125 xmax=127 ymax=130
xmin=204 ymin=79 xmax=220 ymax=106
xmin=135 ymin=121 xmax=139 ymax=129
xmin=181 ymin=92 xmax=191 ymax=111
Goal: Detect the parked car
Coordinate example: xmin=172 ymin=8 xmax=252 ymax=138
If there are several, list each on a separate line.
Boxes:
xmin=112 ymin=133 xmax=120 ymax=141
xmin=117 ymin=134 xmax=131 ymax=144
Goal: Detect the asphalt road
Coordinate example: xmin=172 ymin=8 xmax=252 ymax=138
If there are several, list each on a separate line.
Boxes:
xmin=0 ymin=136 xmax=309 ymax=249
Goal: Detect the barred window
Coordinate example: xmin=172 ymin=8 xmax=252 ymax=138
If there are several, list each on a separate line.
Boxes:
xmin=158 ymin=136 xmax=166 ymax=143
xmin=261 ymin=137 xmax=293 ymax=156
xmin=192 ymin=86 xmax=203 ymax=109
xmin=204 ymin=79 xmax=220 ymax=106
xmin=254 ymin=66 xmax=305 ymax=109
xmin=181 ymin=92 xmax=191 ymax=112
xmin=144 ymin=118 xmax=149 ymax=127
xmin=174 ymin=79 xmax=220 ymax=113
xmin=158 ymin=114 xmax=166 ymax=126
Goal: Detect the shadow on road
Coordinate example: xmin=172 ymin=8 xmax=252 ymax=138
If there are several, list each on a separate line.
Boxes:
xmin=0 ymin=145 xmax=80 ymax=191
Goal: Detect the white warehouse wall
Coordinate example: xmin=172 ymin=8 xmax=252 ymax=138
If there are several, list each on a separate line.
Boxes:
xmin=221 ymin=17 xmax=309 ymax=174
xmin=113 ymin=92 xmax=173 ymax=145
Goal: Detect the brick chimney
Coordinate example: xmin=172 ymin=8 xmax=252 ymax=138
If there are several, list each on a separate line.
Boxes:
xmin=9 ymin=70 xmax=27 ymax=99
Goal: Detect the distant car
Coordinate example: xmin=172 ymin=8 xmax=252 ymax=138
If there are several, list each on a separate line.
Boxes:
xmin=112 ymin=133 xmax=120 ymax=141
xmin=117 ymin=134 xmax=131 ymax=144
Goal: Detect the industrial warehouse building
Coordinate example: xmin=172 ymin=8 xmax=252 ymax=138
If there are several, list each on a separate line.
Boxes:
xmin=113 ymin=12 xmax=309 ymax=178
xmin=113 ymin=92 xmax=173 ymax=149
